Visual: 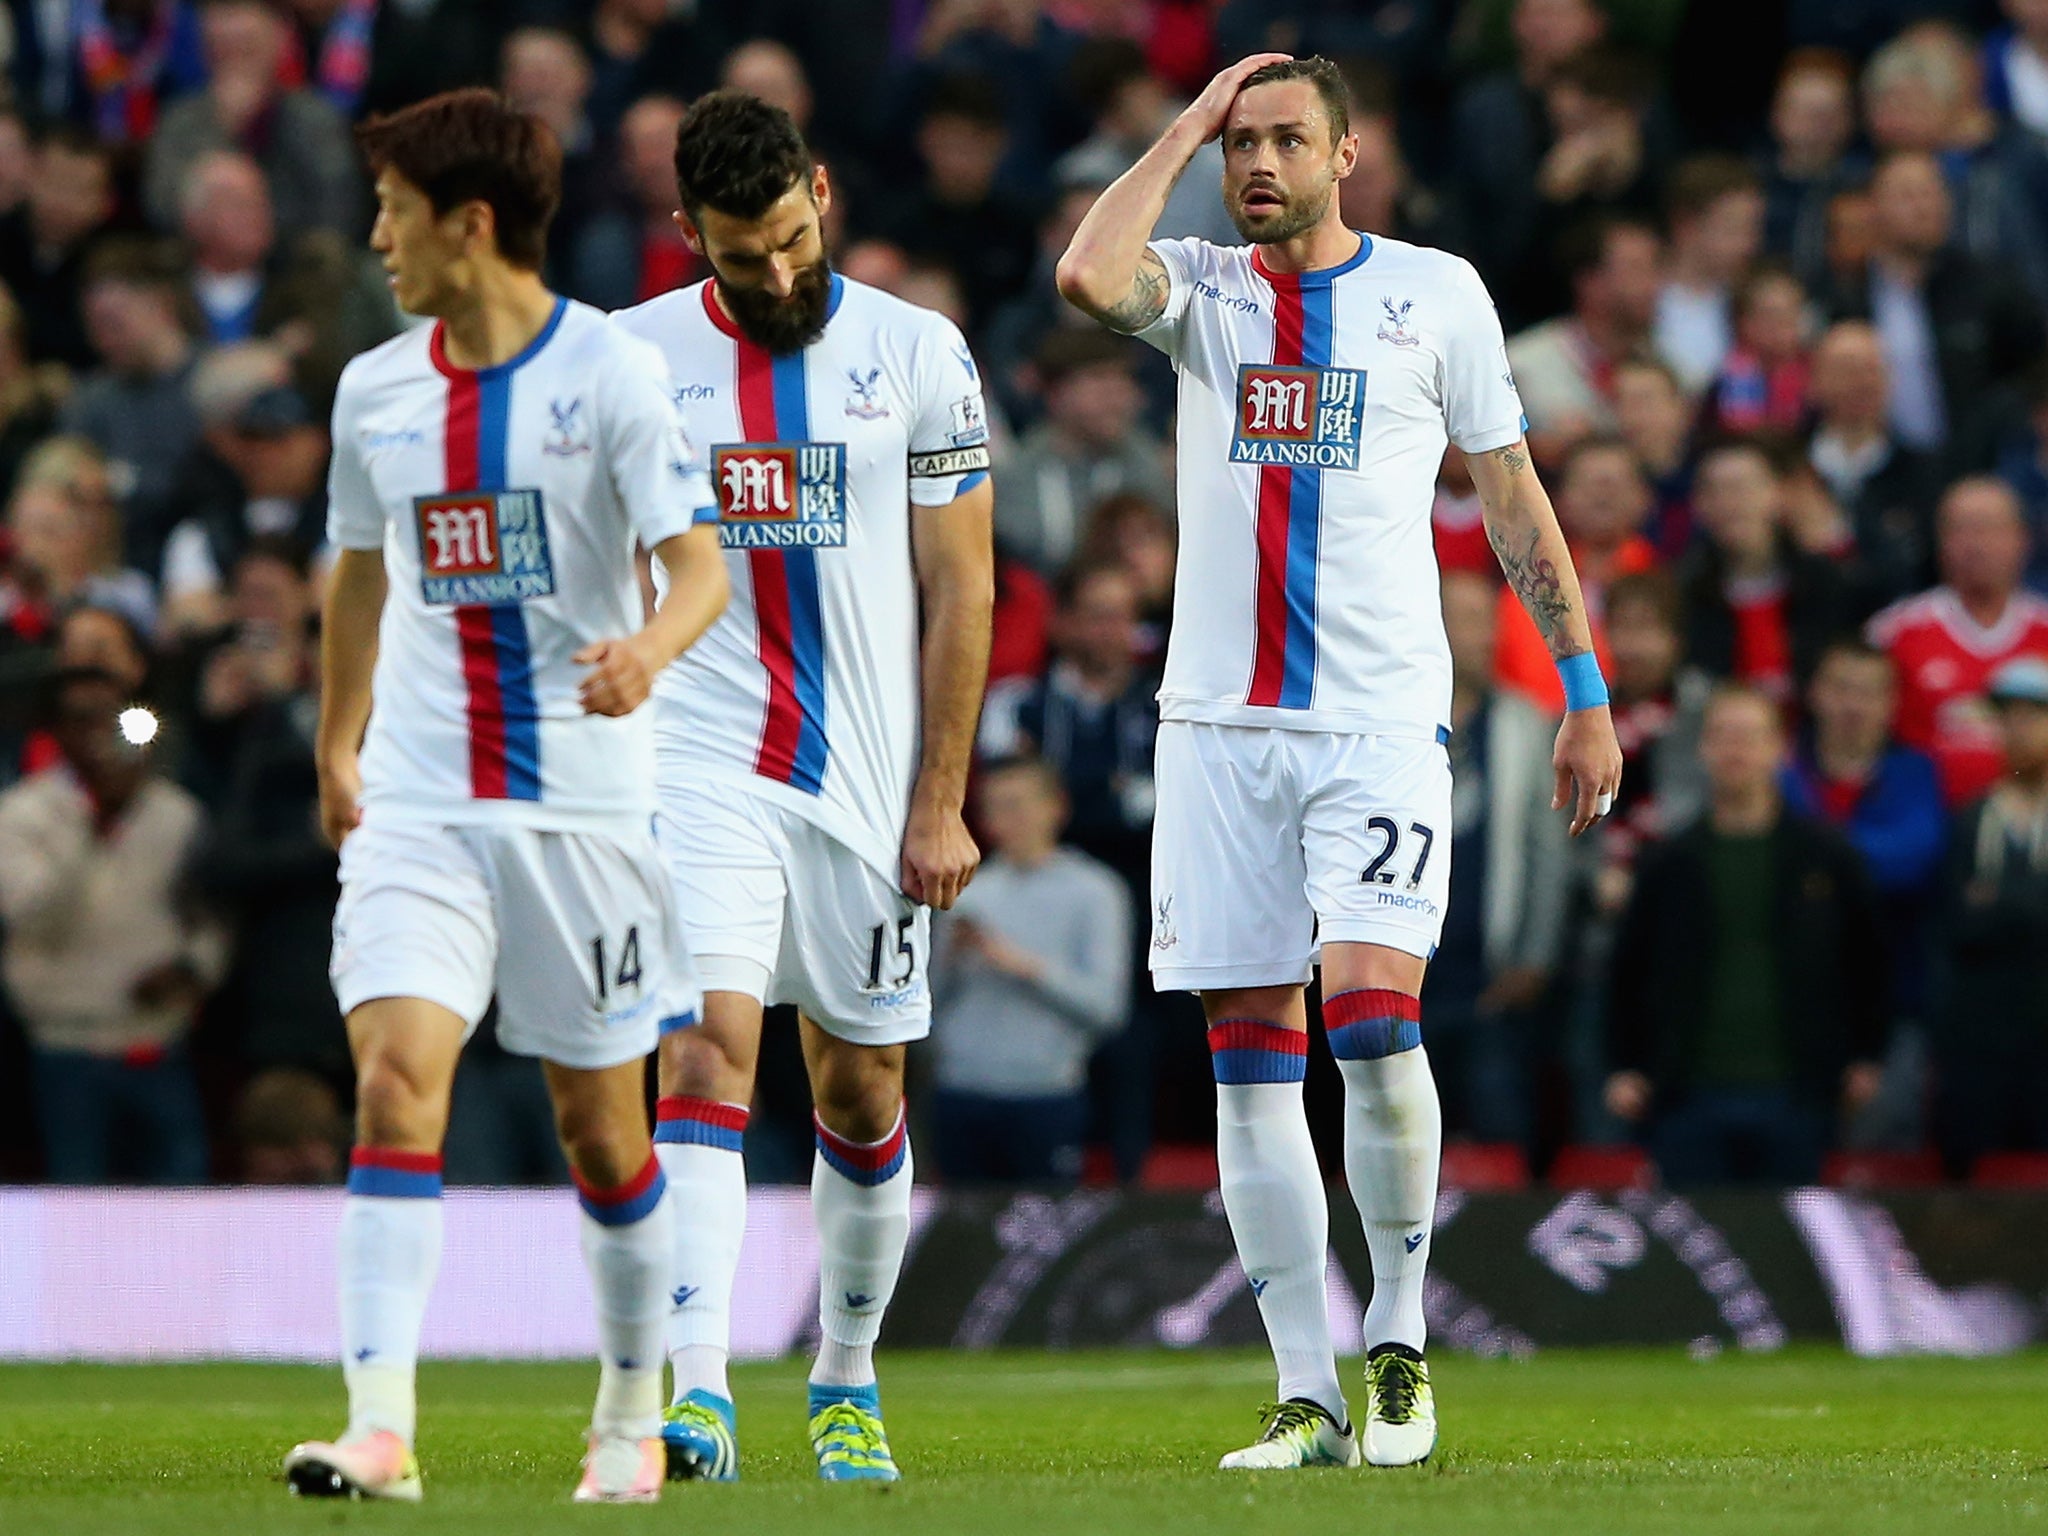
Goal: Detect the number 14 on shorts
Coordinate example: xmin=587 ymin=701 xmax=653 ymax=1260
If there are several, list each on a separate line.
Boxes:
xmin=590 ymin=926 xmax=644 ymax=1006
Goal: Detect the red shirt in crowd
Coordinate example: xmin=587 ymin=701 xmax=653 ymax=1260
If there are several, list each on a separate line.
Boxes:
xmin=1868 ymin=585 xmax=2048 ymax=803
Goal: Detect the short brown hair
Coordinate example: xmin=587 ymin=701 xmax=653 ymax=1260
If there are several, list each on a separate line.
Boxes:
xmin=1239 ymin=56 xmax=1351 ymax=148
xmin=355 ymin=88 xmax=561 ymax=270
xmin=1606 ymin=569 xmax=1683 ymax=632
xmin=1665 ymin=153 xmax=1761 ymax=226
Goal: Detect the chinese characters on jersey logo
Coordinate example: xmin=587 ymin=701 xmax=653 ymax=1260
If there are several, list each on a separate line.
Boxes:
xmin=712 ymin=441 xmax=848 ymax=549
xmin=1230 ymin=364 xmax=1368 ymax=468
xmin=412 ymin=489 xmax=557 ymax=605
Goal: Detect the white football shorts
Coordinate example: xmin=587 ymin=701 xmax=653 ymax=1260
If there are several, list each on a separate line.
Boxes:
xmin=656 ymin=784 xmax=931 ymax=1044
xmin=1149 ymin=720 xmax=1454 ymax=992
xmin=330 ymin=817 xmax=689 ymax=1069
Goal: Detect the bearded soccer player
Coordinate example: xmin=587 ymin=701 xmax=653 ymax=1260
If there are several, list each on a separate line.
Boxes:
xmin=282 ymin=90 xmax=728 ymax=1504
xmin=1058 ymin=56 xmax=1623 ymax=1470
xmin=612 ymin=91 xmax=993 ymax=1483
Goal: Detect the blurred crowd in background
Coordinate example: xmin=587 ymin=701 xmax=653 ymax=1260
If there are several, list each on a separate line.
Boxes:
xmin=4 ymin=0 xmax=2048 ymax=1191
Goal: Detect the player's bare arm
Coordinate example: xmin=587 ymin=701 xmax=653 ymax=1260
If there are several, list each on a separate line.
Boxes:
xmin=903 ymin=475 xmax=995 ymax=910
xmin=1466 ymin=437 xmax=1624 ymax=836
xmin=314 ymin=546 xmax=387 ymax=849
xmin=575 ymin=525 xmax=729 ymax=717
xmin=1055 ymin=52 xmax=1289 ymax=332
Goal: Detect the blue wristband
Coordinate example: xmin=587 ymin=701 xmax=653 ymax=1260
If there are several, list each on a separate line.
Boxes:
xmin=1557 ymin=651 xmax=1609 ymax=712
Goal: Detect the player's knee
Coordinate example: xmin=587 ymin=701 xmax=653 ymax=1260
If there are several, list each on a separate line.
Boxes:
xmin=552 ymin=1101 xmax=643 ymax=1190
xmin=659 ymin=1024 xmax=754 ymax=1101
xmin=352 ymin=1050 xmax=446 ymax=1151
xmin=809 ymin=1044 xmax=904 ymax=1143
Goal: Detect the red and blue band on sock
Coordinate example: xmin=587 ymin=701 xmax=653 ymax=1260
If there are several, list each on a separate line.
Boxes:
xmin=1324 ymin=988 xmax=1422 ymax=1060
xmin=814 ymin=1106 xmax=908 ymax=1187
xmin=574 ymin=1153 xmax=668 ymax=1227
xmin=655 ymin=1095 xmax=749 ymax=1153
xmin=346 ymin=1147 xmax=443 ymax=1199
xmin=1207 ymin=1019 xmax=1309 ymax=1084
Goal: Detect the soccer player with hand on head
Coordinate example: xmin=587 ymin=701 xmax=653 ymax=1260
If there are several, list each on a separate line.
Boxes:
xmin=1058 ymin=55 xmax=1622 ymax=1470
xmin=283 ymin=88 xmax=728 ymax=1505
xmin=612 ymin=91 xmax=994 ymax=1484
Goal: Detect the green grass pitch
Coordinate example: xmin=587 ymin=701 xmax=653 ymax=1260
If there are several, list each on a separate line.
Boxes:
xmin=2 ymin=1349 xmax=2042 ymax=1534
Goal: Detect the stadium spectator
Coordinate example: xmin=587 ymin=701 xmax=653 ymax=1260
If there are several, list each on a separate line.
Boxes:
xmin=1704 ymin=264 xmax=1812 ymax=439
xmin=1607 ymin=685 xmax=1888 ymax=1184
xmin=1862 ymin=24 xmax=2048 ymax=308
xmin=1432 ymin=448 xmax=1492 ymax=578
xmin=1760 ymin=51 xmax=1865 ymax=289
xmin=1338 ymin=112 xmax=1459 ymax=255
xmin=175 ymin=148 xmax=397 ymax=405
xmin=1870 ymin=476 xmax=2048 ymax=805
xmin=1819 ymin=150 xmax=2047 ymax=473
xmin=1452 ymin=0 xmax=1609 ymax=320
xmin=1056 ymin=38 xmax=1236 ymax=247
xmin=1984 ymin=0 xmax=2048 ymax=139
xmin=720 ymin=38 xmax=813 ymax=130
xmin=278 ymin=0 xmax=501 ymax=125
xmin=987 ymin=553 xmax=1053 ymax=686
xmin=1932 ymin=654 xmax=2048 ymax=1174
xmin=144 ymin=0 xmax=360 ymax=240
xmin=186 ymin=539 xmax=344 ymax=1082
xmin=980 ymin=562 xmax=1160 ymax=891
xmin=0 ymin=109 xmax=31 ymax=219
xmin=0 ymin=126 xmax=116 ymax=372
xmin=1996 ymin=362 xmax=2048 ymax=588
xmin=930 ymin=756 xmax=1132 ymax=1185
xmin=1782 ymin=641 xmax=1947 ymax=1007
xmin=580 ymin=0 xmax=722 ymax=146
xmin=1653 ymin=156 xmax=1767 ymax=394
xmin=880 ymin=74 xmax=1042 ymax=334
xmin=1213 ymin=0 xmax=1438 ymax=75
xmin=0 ymin=282 xmax=69 ymax=505
xmin=1525 ymin=48 xmax=1664 ymax=321
xmin=1427 ymin=571 xmax=1572 ymax=1147
xmin=567 ymin=94 xmax=698 ymax=310
xmin=1611 ymin=356 xmax=1695 ymax=556
xmin=500 ymin=26 xmax=604 ymax=287
xmin=997 ymin=329 xmax=1171 ymax=578
xmin=1074 ymin=492 xmax=1178 ymax=649
xmin=1680 ymin=440 xmax=1849 ymax=701
xmin=68 ymin=0 xmax=209 ymax=147
xmin=1600 ymin=570 xmax=1711 ymax=856
xmin=1804 ymin=320 xmax=1942 ymax=615
xmin=1506 ymin=215 xmax=1661 ymax=456
xmin=1493 ymin=435 xmax=1659 ymax=714
xmin=157 ymin=344 xmax=326 ymax=639
xmin=232 ymin=1066 xmax=346 ymax=1184
xmin=2 ymin=469 xmax=156 ymax=642
xmin=0 ymin=664 xmax=224 ymax=1183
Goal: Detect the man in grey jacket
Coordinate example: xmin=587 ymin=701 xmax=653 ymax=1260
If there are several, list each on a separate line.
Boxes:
xmin=929 ymin=757 xmax=1132 ymax=1183
xmin=1425 ymin=572 xmax=1574 ymax=1147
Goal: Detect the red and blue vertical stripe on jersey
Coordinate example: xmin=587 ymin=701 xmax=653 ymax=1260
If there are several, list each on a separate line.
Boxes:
xmin=733 ymin=333 xmax=829 ymax=795
xmin=1247 ymin=269 xmax=1336 ymax=710
xmin=440 ymin=328 xmax=547 ymax=801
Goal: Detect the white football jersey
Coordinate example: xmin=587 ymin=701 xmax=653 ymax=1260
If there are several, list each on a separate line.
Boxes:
xmin=327 ymin=297 xmax=717 ymax=833
xmin=1138 ymin=234 xmax=1525 ymax=739
xmin=613 ymin=275 xmax=991 ymax=880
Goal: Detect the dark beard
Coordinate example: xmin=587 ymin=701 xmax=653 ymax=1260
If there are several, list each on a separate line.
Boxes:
xmin=1228 ymin=184 xmax=1333 ymax=245
xmin=716 ymin=257 xmax=833 ymax=354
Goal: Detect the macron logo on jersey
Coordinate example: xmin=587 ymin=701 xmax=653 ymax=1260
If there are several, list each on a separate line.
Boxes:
xmin=713 ymin=442 xmax=847 ymax=550
xmin=413 ymin=489 xmax=557 ymax=605
xmin=1231 ymin=364 xmax=1367 ymax=469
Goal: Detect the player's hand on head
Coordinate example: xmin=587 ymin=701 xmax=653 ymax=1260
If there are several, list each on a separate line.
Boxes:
xmin=1552 ymin=704 xmax=1624 ymax=838
xmin=901 ymin=799 xmax=980 ymax=910
xmin=316 ymin=754 xmax=363 ymax=850
xmin=574 ymin=636 xmax=660 ymax=718
xmin=1182 ymin=52 xmax=1294 ymax=141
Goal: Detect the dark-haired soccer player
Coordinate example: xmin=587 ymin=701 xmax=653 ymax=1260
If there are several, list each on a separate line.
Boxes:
xmin=612 ymin=90 xmax=993 ymax=1483
xmin=1059 ymin=56 xmax=1623 ymax=1469
xmin=282 ymin=88 xmax=729 ymax=1504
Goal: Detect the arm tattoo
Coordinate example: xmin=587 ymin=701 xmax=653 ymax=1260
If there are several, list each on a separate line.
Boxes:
xmin=1493 ymin=442 xmax=1529 ymax=475
xmin=1487 ymin=520 xmax=1576 ymax=655
xmin=1099 ymin=250 xmax=1170 ymax=334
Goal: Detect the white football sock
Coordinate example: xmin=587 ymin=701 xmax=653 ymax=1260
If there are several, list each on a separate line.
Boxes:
xmin=338 ymin=1150 xmax=445 ymax=1447
xmin=1209 ymin=1020 xmax=1344 ymax=1422
xmin=809 ymin=1105 xmax=911 ymax=1389
xmin=1327 ymin=989 xmax=1440 ymax=1354
xmin=575 ymin=1156 xmax=672 ymax=1441
xmin=654 ymin=1096 xmax=750 ymax=1404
